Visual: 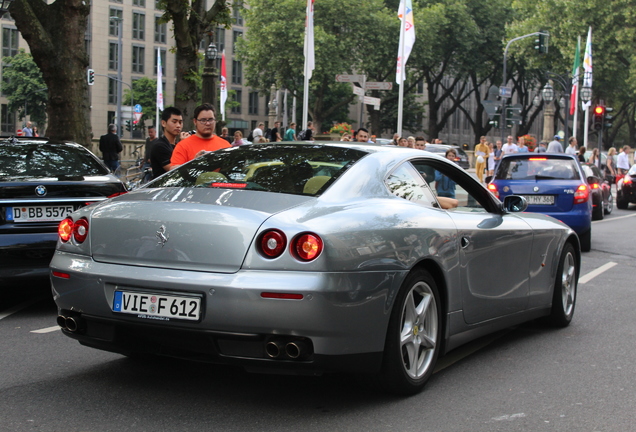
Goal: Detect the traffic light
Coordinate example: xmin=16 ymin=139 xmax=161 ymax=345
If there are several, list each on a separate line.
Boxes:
xmin=604 ymin=106 xmax=614 ymax=129
xmin=87 ymin=69 xmax=95 ymax=86
xmin=534 ymin=32 xmax=548 ymax=54
xmin=506 ymin=104 xmax=522 ymax=127
xmin=593 ymin=105 xmax=604 ymax=130
xmin=125 ymin=120 xmax=132 ymax=131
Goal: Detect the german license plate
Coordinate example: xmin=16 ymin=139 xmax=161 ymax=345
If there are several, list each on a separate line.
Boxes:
xmin=113 ymin=291 xmax=201 ymax=321
xmin=11 ymin=205 xmax=74 ymax=222
xmin=523 ymin=195 xmax=554 ymax=205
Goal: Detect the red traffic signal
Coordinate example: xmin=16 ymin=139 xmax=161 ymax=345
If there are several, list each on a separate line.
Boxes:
xmin=593 ymin=105 xmax=605 ymax=130
xmin=593 ymin=105 xmax=605 ymax=116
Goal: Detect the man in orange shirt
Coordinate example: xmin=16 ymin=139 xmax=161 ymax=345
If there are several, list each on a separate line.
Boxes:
xmin=170 ymin=103 xmax=230 ymax=166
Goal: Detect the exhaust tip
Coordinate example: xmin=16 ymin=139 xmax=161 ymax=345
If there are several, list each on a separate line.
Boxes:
xmin=65 ymin=316 xmax=83 ymax=332
xmin=265 ymin=341 xmax=283 ymax=358
xmin=56 ymin=315 xmax=68 ymax=330
xmin=285 ymin=342 xmax=302 ymax=359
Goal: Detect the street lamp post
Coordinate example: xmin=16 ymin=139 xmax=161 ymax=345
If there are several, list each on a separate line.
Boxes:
xmin=0 ymin=0 xmax=14 ymax=18
xmin=542 ymin=73 xmax=572 ymax=146
xmin=110 ymin=16 xmax=123 ymax=137
xmin=580 ymin=85 xmax=593 ymax=151
xmin=202 ymin=33 xmax=219 ymax=122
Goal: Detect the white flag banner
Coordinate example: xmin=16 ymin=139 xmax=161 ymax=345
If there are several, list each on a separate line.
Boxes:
xmin=396 ymin=0 xmax=415 ymax=84
xmin=220 ymin=50 xmax=227 ymax=121
xmin=304 ymin=0 xmax=315 ymax=80
xmin=156 ymin=48 xmax=164 ymax=111
xmin=582 ymin=27 xmax=593 ymax=110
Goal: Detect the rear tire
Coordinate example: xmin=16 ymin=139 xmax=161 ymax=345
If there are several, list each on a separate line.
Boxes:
xmin=379 ymin=269 xmax=442 ymax=395
xmin=579 ymin=229 xmax=591 ymax=252
xmin=605 ymin=193 xmax=613 ymax=215
xmin=617 ymin=198 xmax=629 ymax=209
xmin=549 ymin=243 xmax=578 ymax=327
xmin=592 ymin=204 xmax=604 ymax=220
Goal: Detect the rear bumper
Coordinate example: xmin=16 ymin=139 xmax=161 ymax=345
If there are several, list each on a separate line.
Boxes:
xmin=0 ymin=232 xmax=57 ymax=281
xmin=541 ymin=207 xmax=591 ymax=235
xmin=50 ymin=251 xmax=405 ymax=374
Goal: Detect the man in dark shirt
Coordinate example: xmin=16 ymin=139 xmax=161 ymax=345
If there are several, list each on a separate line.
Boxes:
xmin=99 ymin=124 xmax=123 ymax=172
xmin=150 ymin=107 xmax=183 ymax=179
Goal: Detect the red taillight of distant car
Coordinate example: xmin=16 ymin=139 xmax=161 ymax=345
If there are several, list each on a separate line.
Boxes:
xmin=590 ymin=183 xmax=600 ymax=189
xmin=624 ymin=175 xmax=632 ymax=185
xmin=292 ymin=233 xmax=323 ymax=261
xmin=258 ymin=229 xmax=287 ymax=258
xmin=573 ymin=184 xmax=590 ymax=204
xmin=58 ymin=218 xmax=74 ymax=242
xmin=487 ymin=183 xmax=499 ymax=198
xmin=73 ymin=218 xmax=89 ymax=243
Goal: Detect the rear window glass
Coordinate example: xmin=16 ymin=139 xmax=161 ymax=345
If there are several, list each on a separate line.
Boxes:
xmin=150 ymin=144 xmax=367 ymax=196
xmin=495 ymin=157 xmax=581 ymax=180
xmin=0 ymin=143 xmax=108 ymax=179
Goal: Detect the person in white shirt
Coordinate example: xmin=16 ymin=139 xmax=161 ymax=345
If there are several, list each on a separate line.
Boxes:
xmin=501 ymin=135 xmax=518 ymax=155
xmin=251 ymin=122 xmax=264 ymax=142
xmin=546 ymin=135 xmax=564 ymax=153
xmin=617 ymin=145 xmax=631 ymax=175
xmin=565 ymin=137 xmax=578 ymax=155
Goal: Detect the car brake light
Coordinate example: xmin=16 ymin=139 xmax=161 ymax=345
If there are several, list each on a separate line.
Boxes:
xmin=73 ymin=218 xmax=89 ymax=243
xmin=210 ymin=182 xmax=247 ymax=189
xmin=258 ymin=229 xmax=287 ymax=258
xmin=292 ymin=233 xmax=323 ymax=261
xmin=529 ymin=157 xmax=547 ymax=161
xmin=261 ymin=292 xmax=303 ymax=300
xmin=624 ymin=175 xmax=632 ymax=185
xmin=573 ymin=184 xmax=589 ymax=204
xmin=58 ymin=218 xmax=74 ymax=242
xmin=487 ymin=183 xmax=499 ymax=198
xmin=108 ymin=192 xmax=127 ymax=198
xmin=590 ymin=183 xmax=600 ymax=189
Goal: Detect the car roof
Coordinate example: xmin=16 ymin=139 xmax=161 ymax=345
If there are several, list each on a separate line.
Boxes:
xmin=501 ymin=153 xmax=579 ymax=160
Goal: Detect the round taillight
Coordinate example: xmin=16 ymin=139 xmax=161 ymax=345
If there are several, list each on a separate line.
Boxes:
xmin=73 ymin=218 xmax=89 ymax=243
xmin=293 ymin=233 xmax=323 ymax=261
xmin=259 ymin=229 xmax=287 ymax=258
xmin=58 ymin=218 xmax=74 ymax=242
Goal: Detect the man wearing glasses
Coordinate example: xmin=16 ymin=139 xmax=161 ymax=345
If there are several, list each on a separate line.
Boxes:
xmin=170 ymin=103 xmax=230 ymax=166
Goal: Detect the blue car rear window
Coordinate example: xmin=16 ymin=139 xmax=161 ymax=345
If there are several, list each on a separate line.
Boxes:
xmin=150 ymin=144 xmax=367 ymax=197
xmin=496 ymin=157 xmax=580 ymax=181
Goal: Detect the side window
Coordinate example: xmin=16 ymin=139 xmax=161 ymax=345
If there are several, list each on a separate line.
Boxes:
xmin=411 ymin=160 xmax=489 ymax=213
xmin=386 ymin=163 xmax=438 ymax=207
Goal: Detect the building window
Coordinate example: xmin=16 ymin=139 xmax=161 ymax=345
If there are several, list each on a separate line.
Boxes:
xmin=133 ymin=0 xmax=146 ymax=6
xmin=233 ymin=1 xmax=243 ymax=26
xmin=248 ymin=91 xmax=259 ymax=115
xmin=154 ymin=16 xmax=166 ymax=43
xmin=132 ymin=12 xmax=145 ymax=40
xmin=1 ymin=103 xmax=15 ymax=133
xmin=109 ymin=42 xmax=119 ymax=70
xmin=108 ymin=77 xmax=117 ymax=105
xmin=251 ymin=120 xmax=257 ymax=131
xmin=109 ymin=9 xmax=122 ymax=37
xmin=2 ymin=27 xmax=18 ymax=58
xmin=416 ymin=79 xmax=424 ymax=94
xmin=132 ymin=45 xmax=145 ymax=73
xmin=154 ymin=48 xmax=166 ymax=75
xmin=232 ymin=30 xmax=242 ymax=54
xmin=231 ymin=90 xmax=242 ymax=114
xmin=110 ymin=0 xmax=123 ymax=3
xmin=108 ymin=111 xmax=116 ymax=127
xmin=231 ymin=60 xmax=242 ymax=85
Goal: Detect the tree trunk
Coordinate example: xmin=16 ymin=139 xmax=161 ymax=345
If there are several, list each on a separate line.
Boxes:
xmin=163 ymin=0 xmax=231 ymax=127
xmin=10 ymin=0 xmax=91 ymax=144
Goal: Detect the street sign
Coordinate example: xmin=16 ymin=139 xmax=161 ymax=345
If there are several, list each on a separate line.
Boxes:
xmin=133 ymin=112 xmax=143 ymax=123
xmin=335 ymin=74 xmax=366 ymax=83
xmin=134 ymin=104 xmax=143 ymax=113
xmin=363 ymin=96 xmax=381 ymax=107
xmin=499 ymin=86 xmax=512 ymax=98
xmin=365 ymin=82 xmax=392 ymax=90
xmin=351 ymin=85 xmax=365 ymax=97
xmin=481 ymin=100 xmax=500 ymax=118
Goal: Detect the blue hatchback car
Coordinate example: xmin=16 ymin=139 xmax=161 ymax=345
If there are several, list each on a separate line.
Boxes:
xmin=488 ymin=153 xmax=592 ymax=251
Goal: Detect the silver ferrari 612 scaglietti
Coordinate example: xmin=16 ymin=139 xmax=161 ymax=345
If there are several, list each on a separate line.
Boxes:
xmin=50 ymin=142 xmax=580 ymax=395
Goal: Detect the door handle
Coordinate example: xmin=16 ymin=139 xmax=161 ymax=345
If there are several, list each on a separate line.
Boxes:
xmin=461 ymin=236 xmax=470 ymax=248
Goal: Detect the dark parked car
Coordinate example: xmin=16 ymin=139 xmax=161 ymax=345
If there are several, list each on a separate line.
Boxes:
xmin=424 ymin=144 xmax=470 ymax=169
xmin=581 ymin=162 xmax=613 ymax=220
xmin=488 ymin=153 xmax=592 ymax=251
xmin=0 ymin=137 xmax=126 ymax=284
xmin=616 ymin=164 xmax=636 ymax=209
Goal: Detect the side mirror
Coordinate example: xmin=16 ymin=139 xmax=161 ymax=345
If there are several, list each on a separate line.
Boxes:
xmin=503 ymin=195 xmax=528 ymax=213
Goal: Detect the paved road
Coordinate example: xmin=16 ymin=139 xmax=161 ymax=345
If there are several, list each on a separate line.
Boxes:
xmin=2 ymin=206 xmax=635 ymax=432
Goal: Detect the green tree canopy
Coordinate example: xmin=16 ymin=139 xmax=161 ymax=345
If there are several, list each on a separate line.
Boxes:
xmin=1 ymin=49 xmax=47 ymax=128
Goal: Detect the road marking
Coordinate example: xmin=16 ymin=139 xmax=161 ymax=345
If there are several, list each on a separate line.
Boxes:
xmin=31 ymin=325 xmax=60 ymax=334
xmin=594 ymin=213 xmax=636 ymax=224
xmin=0 ymin=299 xmax=40 ymax=321
xmin=579 ymin=261 xmax=617 ymax=284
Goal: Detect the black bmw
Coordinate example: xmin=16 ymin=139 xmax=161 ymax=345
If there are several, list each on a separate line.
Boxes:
xmin=0 ymin=137 xmax=126 ymax=285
